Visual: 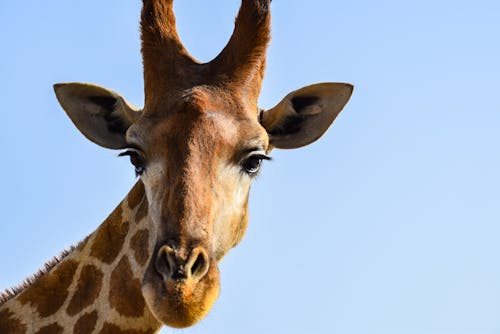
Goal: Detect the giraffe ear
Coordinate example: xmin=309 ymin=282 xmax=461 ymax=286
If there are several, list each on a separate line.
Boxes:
xmin=54 ymin=82 xmax=141 ymax=149
xmin=261 ymin=83 xmax=353 ymax=149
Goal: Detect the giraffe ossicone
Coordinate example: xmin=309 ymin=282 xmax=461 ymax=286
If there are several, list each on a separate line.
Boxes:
xmin=0 ymin=0 xmax=353 ymax=332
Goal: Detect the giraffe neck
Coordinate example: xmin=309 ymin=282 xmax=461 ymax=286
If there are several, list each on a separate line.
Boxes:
xmin=0 ymin=182 xmax=163 ymax=334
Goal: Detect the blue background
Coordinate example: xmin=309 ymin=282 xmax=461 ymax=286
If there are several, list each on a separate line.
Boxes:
xmin=1 ymin=1 xmax=500 ymax=333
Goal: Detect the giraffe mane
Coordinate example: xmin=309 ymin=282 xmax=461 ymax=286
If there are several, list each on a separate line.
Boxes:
xmin=0 ymin=237 xmax=89 ymax=306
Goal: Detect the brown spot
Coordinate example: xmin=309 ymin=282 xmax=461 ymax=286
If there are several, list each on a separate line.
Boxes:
xmin=35 ymin=323 xmax=63 ymax=334
xmin=90 ymin=206 xmax=130 ymax=264
xmin=66 ymin=265 xmax=104 ymax=316
xmin=99 ymin=322 xmax=155 ymax=334
xmin=109 ymin=257 xmax=145 ymax=318
xmin=73 ymin=311 xmax=98 ymax=334
xmin=0 ymin=309 xmax=27 ymax=333
xmin=128 ymin=181 xmax=145 ymax=210
xmin=131 ymin=229 xmax=150 ymax=267
xmin=135 ymin=196 xmax=148 ymax=223
xmin=18 ymin=259 xmax=78 ymax=317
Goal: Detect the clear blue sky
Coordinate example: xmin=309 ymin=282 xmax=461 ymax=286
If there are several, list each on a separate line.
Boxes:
xmin=1 ymin=1 xmax=500 ymax=333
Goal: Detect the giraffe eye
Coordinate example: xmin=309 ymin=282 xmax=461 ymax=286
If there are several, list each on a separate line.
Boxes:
xmin=119 ymin=150 xmax=146 ymax=176
xmin=242 ymin=156 xmax=262 ymax=174
xmin=241 ymin=153 xmax=271 ymax=176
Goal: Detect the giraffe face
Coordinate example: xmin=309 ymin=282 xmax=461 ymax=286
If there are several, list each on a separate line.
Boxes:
xmin=125 ymin=87 xmax=268 ymax=327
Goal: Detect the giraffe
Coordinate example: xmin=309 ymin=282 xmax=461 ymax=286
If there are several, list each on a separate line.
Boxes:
xmin=0 ymin=0 xmax=353 ymax=333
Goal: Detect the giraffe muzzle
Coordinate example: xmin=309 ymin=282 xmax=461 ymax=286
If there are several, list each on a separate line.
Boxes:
xmin=143 ymin=243 xmax=220 ymax=328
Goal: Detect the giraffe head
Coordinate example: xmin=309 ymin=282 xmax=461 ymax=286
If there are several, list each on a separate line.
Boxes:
xmin=53 ymin=0 xmax=352 ymax=329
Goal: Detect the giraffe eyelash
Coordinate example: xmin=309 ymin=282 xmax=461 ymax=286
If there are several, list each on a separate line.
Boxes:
xmin=119 ymin=150 xmax=147 ymax=176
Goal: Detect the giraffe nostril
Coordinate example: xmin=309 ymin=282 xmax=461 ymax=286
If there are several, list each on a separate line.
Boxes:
xmin=186 ymin=247 xmax=210 ymax=280
xmin=155 ymin=245 xmax=177 ymax=281
xmin=191 ymin=254 xmax=203 ymax=274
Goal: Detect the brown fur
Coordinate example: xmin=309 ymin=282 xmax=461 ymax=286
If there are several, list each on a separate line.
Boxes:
xmin=131 ymin=229 xmax=150 ymax=266
xmin=135 ymin=195 xmax=148 ymax=223
xmin=66 ymin=265 xmax=104 ymax=316
xmin=35 ymin=323 xmax=63 ymax=334
xmin=90 ymin=206 xmax=129 ymax=264
xmin=17 ymin=259 xmax=78 ymax=317
xmin=109 ymin=257 xmax=146 ymax=318
xmin=1 ymin=194 xmax=159 ymax=330
xmin=127 ymin=181 xmax=145 ymax=210
xmin=73 ymin=311 xmax=98 ymax=334
xmin=0 ymin=309 xmax=26 ymax=334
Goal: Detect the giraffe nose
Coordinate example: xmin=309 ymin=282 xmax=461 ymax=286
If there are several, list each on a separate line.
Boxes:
xmin=155 ymin=245 xmax=210 ymax=282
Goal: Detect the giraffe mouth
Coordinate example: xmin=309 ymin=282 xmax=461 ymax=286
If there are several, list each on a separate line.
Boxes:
xmin=141 ymin=246 xmax=220 ymax=328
